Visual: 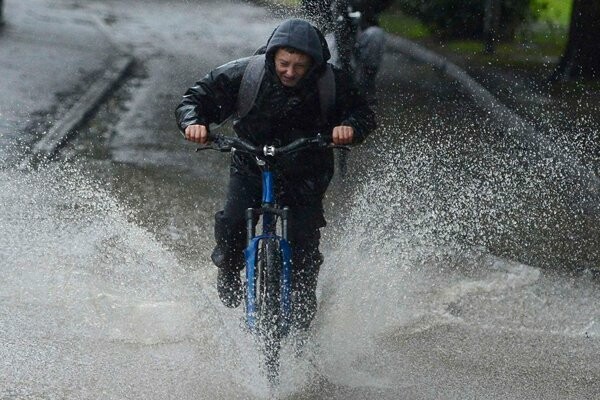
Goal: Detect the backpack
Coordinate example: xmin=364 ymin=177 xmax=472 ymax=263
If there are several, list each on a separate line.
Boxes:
xmin=234 ymin=54 xmax=336 ymax=125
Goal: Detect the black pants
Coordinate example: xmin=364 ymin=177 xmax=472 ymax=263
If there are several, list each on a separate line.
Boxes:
xmin=211 ymin=170 xmax=326 ymax=329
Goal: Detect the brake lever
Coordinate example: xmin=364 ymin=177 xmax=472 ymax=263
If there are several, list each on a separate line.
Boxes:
xmin=195 ymin=143 xmax=232 ymax=152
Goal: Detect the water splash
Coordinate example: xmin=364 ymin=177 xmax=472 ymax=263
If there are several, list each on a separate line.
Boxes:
xmin=0 ymin=163 xmax=253 ymax=399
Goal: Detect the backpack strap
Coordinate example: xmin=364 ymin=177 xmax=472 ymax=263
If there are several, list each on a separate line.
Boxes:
xmin=235 ymin=54 xmax=266 ymax=120
xmin=235 ymin=55 xmax=336 ymax=124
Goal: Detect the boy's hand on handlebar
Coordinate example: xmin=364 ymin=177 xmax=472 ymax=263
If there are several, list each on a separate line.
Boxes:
xmin=184 ymin=124 xmax=209 ymax=144
xmin=332 ymin=125 xmax=354 ymax=145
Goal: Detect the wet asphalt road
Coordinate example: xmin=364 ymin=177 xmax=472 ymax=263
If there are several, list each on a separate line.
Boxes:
xmin=3 ymin=0 xmax=600 ymax=398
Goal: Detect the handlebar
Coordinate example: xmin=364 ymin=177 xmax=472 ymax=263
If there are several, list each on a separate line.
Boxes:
xmin=195 ymin=133 xmax=350 ymax=156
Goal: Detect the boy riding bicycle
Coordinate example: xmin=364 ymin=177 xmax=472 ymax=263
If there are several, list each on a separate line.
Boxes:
xmin=175 ymin=18 xmax=376 ymax=331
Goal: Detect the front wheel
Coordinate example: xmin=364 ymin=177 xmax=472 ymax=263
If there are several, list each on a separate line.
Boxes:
xmin=253 ymin=238 xmax=283 ymax=383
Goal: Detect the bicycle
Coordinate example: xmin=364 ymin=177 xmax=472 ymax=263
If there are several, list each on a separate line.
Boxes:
xmin=197 ymin=132 xmax=349 ymax=385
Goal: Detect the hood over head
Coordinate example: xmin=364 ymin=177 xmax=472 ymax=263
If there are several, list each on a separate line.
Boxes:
xmin=265 ymin=19 xmax=330 ymax=70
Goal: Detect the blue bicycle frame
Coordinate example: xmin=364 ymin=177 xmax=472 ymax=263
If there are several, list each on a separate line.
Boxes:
xmin=243 ymin=169 xmax=293 ymax=336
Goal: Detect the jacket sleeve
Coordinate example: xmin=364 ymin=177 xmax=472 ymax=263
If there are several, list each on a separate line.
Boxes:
xmin=332 ymin=67 xmax=377 ymax=144
xmin=174 ymin=58 xmax=249 ymax=133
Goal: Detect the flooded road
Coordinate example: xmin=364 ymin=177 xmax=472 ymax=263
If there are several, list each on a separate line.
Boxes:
xmin=2 ymin=0 xmax=600 ymax=398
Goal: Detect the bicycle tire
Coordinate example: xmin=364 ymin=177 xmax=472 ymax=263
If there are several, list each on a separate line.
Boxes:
xmin=254 ymin=237 xmax=283 ymax=383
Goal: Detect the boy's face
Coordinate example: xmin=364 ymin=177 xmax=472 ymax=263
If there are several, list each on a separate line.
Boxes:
xmin=274 ymin=48 xmax=312 ymax=87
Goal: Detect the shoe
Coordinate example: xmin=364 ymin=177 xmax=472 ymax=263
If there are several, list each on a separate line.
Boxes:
xmin=217 ymin=269 xmax=242 ymax=308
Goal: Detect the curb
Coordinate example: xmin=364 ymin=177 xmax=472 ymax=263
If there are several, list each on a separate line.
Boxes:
xmin=32 ymin=56 xmax=134 ymax=159
xmin=384 ymin=35 xmax=538 ymax=138
xmin=31 ymin=15 xmax=134 ymax=160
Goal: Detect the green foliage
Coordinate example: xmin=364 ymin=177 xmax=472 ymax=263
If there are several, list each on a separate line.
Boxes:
xmin=515 ymin=0 xmax=569 ymax=56
xmin=530 ymin=0 xmax=572 ymax=26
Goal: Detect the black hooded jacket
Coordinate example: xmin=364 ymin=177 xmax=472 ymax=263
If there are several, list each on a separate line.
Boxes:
xmin=175 ymin=19 xmax=376 ymax=195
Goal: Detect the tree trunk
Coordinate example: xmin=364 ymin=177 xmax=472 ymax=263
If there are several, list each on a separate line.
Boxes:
xmin=551 ymin=0 xmax=600 ymax=81
xmin=483 ymin=0 xmax=502 ymax=54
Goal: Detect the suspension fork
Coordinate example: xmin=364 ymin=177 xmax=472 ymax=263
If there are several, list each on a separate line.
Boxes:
xmin=244 ymin=170 xmax=292 ymax=332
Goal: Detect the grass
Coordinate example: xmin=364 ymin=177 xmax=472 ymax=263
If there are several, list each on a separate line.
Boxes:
xmin=443 ymin=39 xmax=563 ymax=70
xmin=379 ymin=12 xmax=429 ymax=39
xmin=270 ymin=0 xmax=300 ymax=7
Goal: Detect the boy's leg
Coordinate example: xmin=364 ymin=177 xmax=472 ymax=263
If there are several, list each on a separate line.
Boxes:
xmin=212 ymin=210 xmax=246 ymax=308
xmin=290 ymin=233 xmax=323 ymax=330
xmin=288 ymin=206 xmax=325 ymax=330
xmin=212 ymin=172 xmax=261 ymax=308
